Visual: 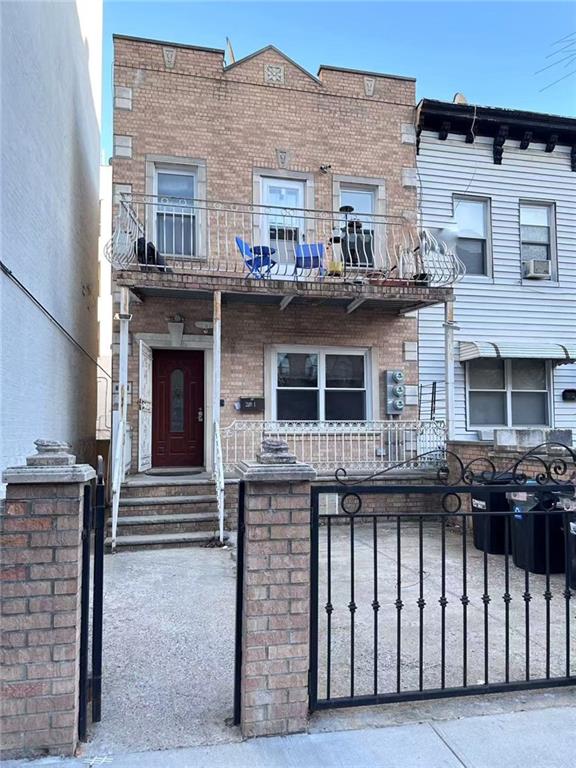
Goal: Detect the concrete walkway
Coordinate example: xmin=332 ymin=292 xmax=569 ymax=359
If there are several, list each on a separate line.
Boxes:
xmin=4 ymin=705 xmax=575 ymax=767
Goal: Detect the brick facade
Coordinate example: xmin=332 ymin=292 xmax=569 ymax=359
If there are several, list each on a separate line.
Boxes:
xmin=110 ymin=36 xmax=439 ymax=479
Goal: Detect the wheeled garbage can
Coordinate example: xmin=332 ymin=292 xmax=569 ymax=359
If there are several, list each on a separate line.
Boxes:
xmin=472 ymin=474 xmax=515 ymax=555
xmin=509 ymin=487 xmax=565 ymax=575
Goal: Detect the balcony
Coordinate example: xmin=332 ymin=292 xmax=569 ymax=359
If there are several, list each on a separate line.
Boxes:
xmin=106 ymin=195 xmax=464 ymax=308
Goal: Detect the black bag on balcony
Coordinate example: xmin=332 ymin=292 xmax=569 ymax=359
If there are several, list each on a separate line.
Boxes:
xmin=134 ymin=237 xmax=170 ymax=272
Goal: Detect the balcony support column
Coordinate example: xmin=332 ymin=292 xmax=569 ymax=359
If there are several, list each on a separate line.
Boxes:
xmin=444 ymin=298 xmax=456 ymax=441
xmin=116 ymin=286 xmax=131 ymax=481
xmin=212 ymin=290 xmax=222 ymax=435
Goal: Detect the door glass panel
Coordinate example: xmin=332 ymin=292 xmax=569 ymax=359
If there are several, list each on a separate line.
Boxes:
xmin=469 ymin=392 xmax=507 ymax=425
xmin=325 ymin=355 xmax=365 ymax=388
xmin=512 ymin=392 xmax=548 ymax=425
xmin=511 ymin=360 xmax=547 ymax=390
xmin=325 ymin=391 xmax=366 ymax=420
xmin=277 ymin=353 xmax=318 ymax=387
xmin=468 ymin=359 xmax=505 ymax=390
xmin=277 ymin=390 xmax=318 ymax=420
xmin=170 ymin=369 xmax=185 ymax=432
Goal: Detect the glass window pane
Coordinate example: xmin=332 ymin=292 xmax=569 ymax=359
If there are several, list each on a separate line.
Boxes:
xmin=520 ymin=205 xmax=549 ymax=227
xmin=469 ymin=392 xmax=507 ymax=425
xmin=157 ymin=172 xmax=194 ymax=202
xmin=157 ymin=213 xmax=194 ymax=256
xmin=511 ymin=360 xmax=547 ymax=390
xmin=340 ymin=188 xmax=375 ymax=217
xmin=512 ymin=392 xmax=548 ymax=425
xmin=325 ymin=391 xmax=366 ymax=420
xmin=325 ymin=355 xmax=365 ymax=388
xmin=277 ymin=353 xmax=318 ymax=388
xmin=468 ymin=359 xmax=505 ymax=390
xmin=522 ymin=243 xmax=549 ymax=261
xmin=454 ymin=198 xmax=486 ymax=238
xmin=456 ymin=239 xmax=486 ymax=275
xmin=170 ymin=369 xmax=184 ymax=432
xmin=521 ymin=225 xmax=550 ymax=244
xmin=277 ymin=390 xmax=318 ymax=420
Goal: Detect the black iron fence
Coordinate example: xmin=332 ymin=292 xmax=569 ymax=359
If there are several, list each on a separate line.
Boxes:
xmin=309 ymin=444 xmax=576 ymax=711
xmin=78 ymin=460 xmax=106 ymax=741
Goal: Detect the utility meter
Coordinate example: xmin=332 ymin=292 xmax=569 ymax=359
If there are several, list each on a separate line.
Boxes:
xmin=386 ymin=371 xmax=406 ymax=414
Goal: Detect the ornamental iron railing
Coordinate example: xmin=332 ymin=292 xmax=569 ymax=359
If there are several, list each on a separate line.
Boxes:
xmin=221 ymin=419 xmax=447 ymax=475
xmin=105 ymin=195 xmax=465 ymax=288
xmin=309 ymin=442 xmax=576 ymax=711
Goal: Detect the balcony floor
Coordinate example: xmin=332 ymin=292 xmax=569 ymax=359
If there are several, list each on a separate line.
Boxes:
xmin=115 ymin=268 xmax=451 ymax=313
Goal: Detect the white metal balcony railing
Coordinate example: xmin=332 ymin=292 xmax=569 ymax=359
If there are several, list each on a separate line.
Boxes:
xmin=220 ymin=420 xmax=447 ymax=475
xmin=105 ymin=195 xmax=464 ymax=288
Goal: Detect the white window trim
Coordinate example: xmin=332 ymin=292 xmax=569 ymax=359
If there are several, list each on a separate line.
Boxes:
xmin=519 ymin=199 xmax=558 ymax=281
xmin=465 ymin=359 xmax=553 ymax=430
xmin=145 ymin=156 xmax=208 ymax=260
xmin=452 ymin=194 xmax=493 ymax=280
xmin=265 ymin=344 xmax=376 ymax=422
xmin=253 ymin=169 xmax=315 ymax=247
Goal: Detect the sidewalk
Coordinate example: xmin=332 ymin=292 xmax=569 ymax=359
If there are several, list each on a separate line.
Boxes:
xmin=4 ymin=705 xmax=575 ymax=768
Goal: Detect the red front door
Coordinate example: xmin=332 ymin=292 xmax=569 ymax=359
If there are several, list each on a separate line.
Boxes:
xmin=152 ymin=350 xmax=204 ymax=467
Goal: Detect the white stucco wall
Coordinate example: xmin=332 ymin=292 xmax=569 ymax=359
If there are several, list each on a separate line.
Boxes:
xmin=97 ymin=164 xmax=113 ymax=440
xmin=0 ymin=0 xmax=103 ymax=487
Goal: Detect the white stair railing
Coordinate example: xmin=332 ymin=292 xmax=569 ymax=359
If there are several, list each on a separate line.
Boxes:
xmin=110 ymin=417 xmax=126 ymax=551
xmin=213 ymin=425 xmax=225 ymax=543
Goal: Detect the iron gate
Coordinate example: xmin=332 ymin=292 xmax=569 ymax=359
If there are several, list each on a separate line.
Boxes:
xmin=309 ymin=444 xmax=576 ymax=711
xmin=78 ymin=459 xmax=106 ymax=741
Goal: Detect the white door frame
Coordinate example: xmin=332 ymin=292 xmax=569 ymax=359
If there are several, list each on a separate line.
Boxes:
xmin=134 ymin=333 xmax=214 ymax=472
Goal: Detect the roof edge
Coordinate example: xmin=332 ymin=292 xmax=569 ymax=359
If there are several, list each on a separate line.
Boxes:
xmin=112 ymin=34 xmax=225 ymax=55
xmin=223 ymin=44 xmax=321 ymax=84
xmin=318 ymin=64 xmax=416 ymax=83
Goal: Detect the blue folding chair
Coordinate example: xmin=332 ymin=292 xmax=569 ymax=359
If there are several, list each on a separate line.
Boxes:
xmin=294 ymin=243 xmax=325 ymax=279
xmin=235 ymin=237 xmax=276 ymax=279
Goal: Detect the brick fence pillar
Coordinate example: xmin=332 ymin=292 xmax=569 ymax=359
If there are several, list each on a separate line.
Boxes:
xmin=237 ymin=441 xmax=316 ymax=738
xmin=0 ymin=440 xmax=95 ymax=759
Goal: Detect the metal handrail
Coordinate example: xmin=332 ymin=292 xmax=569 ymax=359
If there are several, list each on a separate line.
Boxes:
xmin=106 ymin=195 xmax=465 ymax=288
xmin=214 ymin=424 xmax=225 ymax=543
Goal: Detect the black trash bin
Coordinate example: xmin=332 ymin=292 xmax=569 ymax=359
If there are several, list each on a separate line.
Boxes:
xmin=510 ymin=489 xmax=565 ymax=575
xmin=472 ymin=473 xmax=515 ymax=555
xmin=568 ymin=512 xmax=576 ymax=590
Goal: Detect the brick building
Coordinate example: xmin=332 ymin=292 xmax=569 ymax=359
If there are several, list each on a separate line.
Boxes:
xmin=107 ymin=36 xmax=461 ymax=548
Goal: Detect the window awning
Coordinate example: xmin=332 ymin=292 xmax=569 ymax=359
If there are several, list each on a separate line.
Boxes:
xmin=459 ymin=341 xmax=576 ymax=364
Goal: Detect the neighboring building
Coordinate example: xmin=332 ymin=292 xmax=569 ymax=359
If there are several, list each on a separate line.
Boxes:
xmin=0 ymin=0 xmax=103 ymax=490
xmin=416 ymin=99 xmax=576 ymax=443
xmin=97 ymin=163 xmax=113 ymax=450
xmin=106 ymin=36 xmax=461 ymax=548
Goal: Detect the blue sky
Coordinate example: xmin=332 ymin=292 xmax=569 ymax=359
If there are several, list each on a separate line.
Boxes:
xmin=101 ymin=0 xmax=576 ymax=159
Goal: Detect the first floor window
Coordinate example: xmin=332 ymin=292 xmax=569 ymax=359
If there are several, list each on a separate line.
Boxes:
xmin=467 ymin=358 xmax=550 ymax=427
xmin=275 ymin=349 xmax=368 ymax=421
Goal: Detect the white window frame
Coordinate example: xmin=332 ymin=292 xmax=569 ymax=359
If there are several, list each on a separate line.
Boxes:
xmin=266 ymin=345 xmax=376 ymax=422
xmin=452 ymin=194 xmax=493 ymax=280
xmin=465 ymin=359 xmax=553 ymax=430
xmin=519 ymin=200 xmax=557 ymax=281
xmin=153 ymin=165 xmax=199 ymax=259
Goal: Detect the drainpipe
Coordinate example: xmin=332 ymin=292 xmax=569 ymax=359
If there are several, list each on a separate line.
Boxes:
xmin=213 ymin=290 xmax=222 ymax=441
xmin=444 ymin=298 xmax=456 ymax=443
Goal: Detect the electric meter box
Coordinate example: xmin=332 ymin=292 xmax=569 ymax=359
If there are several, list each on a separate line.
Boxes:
xmin=386 ymin=370 xmax=406 ymax=414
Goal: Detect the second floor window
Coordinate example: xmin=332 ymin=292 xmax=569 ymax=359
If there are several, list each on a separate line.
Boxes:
xmin=156 ymin=169 xmax=196 ymax=257
xmin=340 ymin=185 xmax=376 ymax=268
xmin=520 ymin=202 xmax=554 ymax=266
xmin=453 ymin=196 xmax=490 ymax=276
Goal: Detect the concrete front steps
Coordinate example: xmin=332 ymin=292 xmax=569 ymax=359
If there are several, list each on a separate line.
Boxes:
xmin=106 ymin=474 xmax=235 ymax=550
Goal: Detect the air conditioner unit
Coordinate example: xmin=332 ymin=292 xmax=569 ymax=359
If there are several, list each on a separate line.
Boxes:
xmin=524 ymin=259 xmax=551 ymax=279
